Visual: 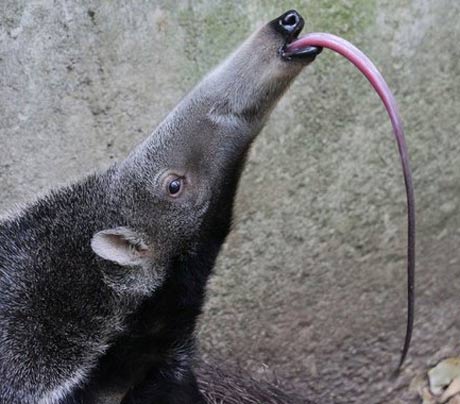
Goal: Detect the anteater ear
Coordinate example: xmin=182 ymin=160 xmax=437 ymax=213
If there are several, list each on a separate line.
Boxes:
xmin=91 ymin=227 xmax=151 ymax=267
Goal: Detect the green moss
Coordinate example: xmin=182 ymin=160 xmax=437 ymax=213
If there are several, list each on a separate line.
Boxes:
xmin=165 ymin=1 xmax=251 ymax=88
xmin=236 ymin=0 xmax=377 ymax=37
xmin=307 ymin=0 xmax=376 ymax=37
xmin=160 ymin=0 xmax=376 ymax=89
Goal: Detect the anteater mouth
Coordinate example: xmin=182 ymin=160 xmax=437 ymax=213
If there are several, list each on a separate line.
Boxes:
xmin=279 ymin=14 xmax=322 ymax=60
xmin=282 ymin=31 xmax=323 ymax=61
xmin=282 ymin=42 xmax=323 ymax=60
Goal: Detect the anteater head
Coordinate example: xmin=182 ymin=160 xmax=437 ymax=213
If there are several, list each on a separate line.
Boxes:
xmin=91 ymin=10 xmax=320 ymax=288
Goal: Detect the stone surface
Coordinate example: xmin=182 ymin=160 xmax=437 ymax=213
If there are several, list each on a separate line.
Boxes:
xmin=1 ymin=0 xmax=460 ymax=403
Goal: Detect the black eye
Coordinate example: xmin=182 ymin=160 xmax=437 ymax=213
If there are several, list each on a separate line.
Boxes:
xmin=168 ymin=178 xmax=182 ymax=196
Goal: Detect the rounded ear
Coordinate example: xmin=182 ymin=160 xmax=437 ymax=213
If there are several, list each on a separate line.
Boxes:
xmin=91 ymin=227 xmax=151 ymax=267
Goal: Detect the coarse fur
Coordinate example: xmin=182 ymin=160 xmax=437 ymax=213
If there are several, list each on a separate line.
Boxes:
xmin=196 ymin=360 xmax=311 ymax=404
xmin=0 ymin=11 xmax=317 ymax=404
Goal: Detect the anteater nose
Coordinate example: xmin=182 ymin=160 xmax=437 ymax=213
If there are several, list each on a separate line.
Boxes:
xmin=278 ymin=10 xmax=304 ymax=36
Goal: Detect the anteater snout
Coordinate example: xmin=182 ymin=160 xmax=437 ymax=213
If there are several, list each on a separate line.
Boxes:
xmin=277 ymin=10 xmax=304 ymax=38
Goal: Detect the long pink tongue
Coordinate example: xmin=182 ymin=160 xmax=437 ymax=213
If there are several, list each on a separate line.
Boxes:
xmin=287 ymin=33 xmax=415 ymax=369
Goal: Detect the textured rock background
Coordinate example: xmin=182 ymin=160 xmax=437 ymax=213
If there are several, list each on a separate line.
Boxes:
xmin=1 ymin=0 xmax=459 ymax=403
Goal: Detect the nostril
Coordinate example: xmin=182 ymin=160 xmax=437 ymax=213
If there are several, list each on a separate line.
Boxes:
xmin=281 ymin=12 xmax=299 ymax=29
xmin=276 ymin=10 xmax=304 ymax=37
xmin=272 ymin=10 xmax=304 ymax=38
